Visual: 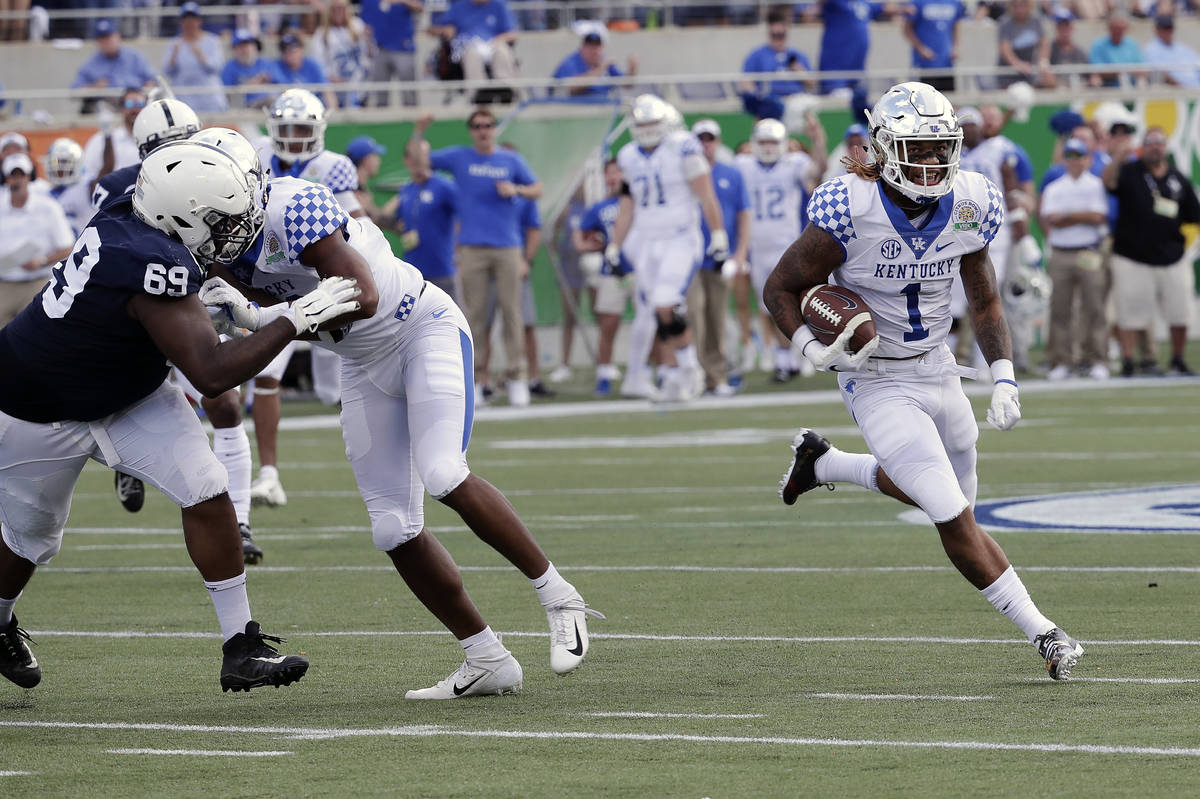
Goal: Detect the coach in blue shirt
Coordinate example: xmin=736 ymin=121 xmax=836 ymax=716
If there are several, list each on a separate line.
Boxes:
xmin=406 ymin=108 xmax=543 ymax=401
xmin=70 ymin=20 xmax=156 ymax=96
xmin=393 ymin=141 xmax=460 ymax=303
xmin=362 ymin=0 xmax=422 ymax=106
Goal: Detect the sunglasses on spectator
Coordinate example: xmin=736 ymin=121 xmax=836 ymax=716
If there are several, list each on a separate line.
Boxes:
xmin=769 ymin=30 xmax=787 ymax=39
xmin=124 ymin=99 xmax=146 ymax=109
xmin=470 ymin=122 xmax=496 ymax=130
xmin=1064 ymin=151 xmax=1086 ymax=159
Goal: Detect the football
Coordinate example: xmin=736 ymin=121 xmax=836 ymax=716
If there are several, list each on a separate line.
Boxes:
xmin=800 ymin=284 xmax=877 ymax=353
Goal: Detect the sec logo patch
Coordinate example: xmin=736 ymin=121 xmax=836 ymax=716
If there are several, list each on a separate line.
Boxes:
xmin=880 ymin=239 xmax=903 ymax=259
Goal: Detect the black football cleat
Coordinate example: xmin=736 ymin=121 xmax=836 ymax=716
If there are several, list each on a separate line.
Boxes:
xmin=114 ymin=472 xmax=145 ymax=513
xmin=220 ymin=621 xmax=308 ymax=693
xmin=778 ymin=429 xmax=833 ymax=505
xmin=1034 ymin=627 xmax=1085 ymax=681
xmin=239 ymin=523 xmax=263 ymax=565
xmin=0 ymin=615 xmax=41 ymax=689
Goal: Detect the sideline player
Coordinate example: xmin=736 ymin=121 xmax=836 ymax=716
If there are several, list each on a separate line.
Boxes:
xmin=0 ymin=141 xmax=358 ymax=691
xmin=735 ymin=117 xmax=823 ymax=383
xmin=763 ymin=82 xmax=1085 ymax=681
xmin=43 ymin=138 xmax=95 ymax=235
xmin=249 ymin=88 xmax=363 ymax=508
xmin=199 ymin=138 xmax=602 ymax=698
xmin=608 ymin=94 xmax=727 ymax=401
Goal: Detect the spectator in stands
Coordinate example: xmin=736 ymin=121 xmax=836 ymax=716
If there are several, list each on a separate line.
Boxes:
xmin=1048 ymin=8 xmax=1089 ymax=87
xmin=904 ymin=0 xmax=966 ymax=92
xmin=161 ymin=3 xmax=227 ymax=112
xmin=806 ymin=0 xmax=892 ymax=95
xmin=996 ymin=0 xmax=1053 ymax=88
xmin=222 ymin=30 xmax=275 ymax=109
xmin=384 ymin=138 xmax=459 ymax=303
xmin=1104 ymin=126 xmax=1199 ymax=377
xmin=0 ymin=153 xmax=74 ymax=326
xmin=1143 ymin=15 xmax=1200 ymax=86
xmin=347 ymin=135 xmax=387 ymax=224
xmin=310 ymin=0 xmax=371 ymax=108
xmin=430 ymin=0 xmax=518 ymax=88
xmin=552 ymin=23 xmax=636 ymax=101
xmin=361 ymin=0 xmax=422 ymax=107
xmin=688 ymin=119 xmax=749 ymax=397
xmin=70 ymin=19 xmax=157 ymax=112
xmin=81 ymin=86 xmax=145 ymax=186
xmin=406 ymin=108 xmax=542 ymax=407
xmin=272 ymin=32 xmax=337 ymax=110
xmin=739 ymin=8 xmax=811 ymax=116
xmin=1038 ymin=136 xmax=1111 ymax=381
xmin=0 ymin=132 xmax=34 ymax=191
xmin=1088 ymin=11 xmax=1144 ymax=87
xmin=1 ymin=0 xmax=29 ymax=42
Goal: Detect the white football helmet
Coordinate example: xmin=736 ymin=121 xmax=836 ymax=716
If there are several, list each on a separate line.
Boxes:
xmin=866 ymin=81 xmax=962 ymax=203
xmin=133 ymin=98 xmax=201 ymax=159
xmin=45 ymin=137 xmax=84 ymax=186
xmin=134 ymin=141 xmax=264 ymax=265
xmin=267 ymin=88 xmax=327 ymax=162
xmin=190 ymin=126 xmax=268 ymax=205
xmin=751 ymin=118 xmax=787 ymax=165
xmin=630 ymin=94 xmax=671 ymax=149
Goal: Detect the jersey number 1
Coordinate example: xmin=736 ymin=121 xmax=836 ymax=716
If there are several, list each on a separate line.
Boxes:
xmin=900 ymin=282 xmax=929 ymax=342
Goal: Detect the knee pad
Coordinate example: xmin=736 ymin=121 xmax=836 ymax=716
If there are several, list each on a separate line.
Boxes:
xmin=423 ymin=458 xmax=470 ymax=500
xmin=371 ymin=510 xmax=424 ymax=551
xmin=889 ymin=460 xmax=969 ymax=525
xmin=2 ymin=522 xmax=64 ymax=567
xmin=655 ymin=308 xmax=688 ymax=341
xmin=947 ymin=447 xmax=978 ymax=508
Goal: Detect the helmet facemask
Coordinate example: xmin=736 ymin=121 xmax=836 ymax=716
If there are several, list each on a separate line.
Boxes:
xmin=630 ymin=94 xmax=670 ymax=149
xmin=268 ymin=89 xmax=327 ymax=163
xmin=195 ymin=202 xmax=265 ymax=265
xmin=868 ymin=82 xmax=962 ymax=204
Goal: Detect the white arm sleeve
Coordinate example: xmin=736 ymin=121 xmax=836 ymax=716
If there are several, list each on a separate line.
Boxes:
xmin=682 ymin=152 xmax=710 ymax=181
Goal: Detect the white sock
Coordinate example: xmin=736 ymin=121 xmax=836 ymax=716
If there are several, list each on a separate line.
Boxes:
xmin=531 ymin=562 xmax=575 ymax=608
xmin=676 ymin=344 xmax=699 ymax=370
xmin=596 ymin=363 xmax=620 ymax=380
xmin=626 ymin=307 xmax=657 ymax=384
xmin=258 ymin=464 xmax=279 ymax=483
xmin=814 ymin=447 xmax=880 ymax=492
xmin=0 ymin=591 xmax=19 ymax=626
xmin=204 ymin=572 xmax=252 ymax=642
xmin=213 ymin=424 xmax=252 ymax=527
xmin=775 ymin=346 xmax=790 ymax=371
xmin=460 ymin=625 xmax=508 ymax=661
xmin=979 ymin=566 xmax=1056 ymax=643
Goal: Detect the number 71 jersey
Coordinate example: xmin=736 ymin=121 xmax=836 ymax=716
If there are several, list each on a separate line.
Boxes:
xmin=808 ymin=170 xmax=1004 ymax=358
xmin=0 ymin=194 xmax=203 ymax=423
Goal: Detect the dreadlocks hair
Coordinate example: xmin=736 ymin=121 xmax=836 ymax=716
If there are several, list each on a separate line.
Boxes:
xmin=841 ymin=154 xmax=881 ymax=181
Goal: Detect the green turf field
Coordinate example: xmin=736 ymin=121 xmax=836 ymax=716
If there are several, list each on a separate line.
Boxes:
xmin=3 ymin=377 xmax=1200 ymax=798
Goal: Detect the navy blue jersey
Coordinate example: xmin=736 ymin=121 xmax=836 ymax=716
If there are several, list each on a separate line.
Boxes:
xmin=0 ymin=193 xmax=203 ymax=423
xmin=90 ymin=163 xmax=141 ymax=211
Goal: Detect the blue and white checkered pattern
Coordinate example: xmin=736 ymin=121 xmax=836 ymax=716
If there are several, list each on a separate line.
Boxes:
xmin=808 ymin=180 xmax=857 ymax=248
xmin=394 ymin=292 xmax=416 ymax=322
xmin=324 ymin=155 xmax=359 ymax=194
xmin=283 ymin=184 xmax=350 ymax=260
xmin=979 ymin=178 xmax=1006 ymax=246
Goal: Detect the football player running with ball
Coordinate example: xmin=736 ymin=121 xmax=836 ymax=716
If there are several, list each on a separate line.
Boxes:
xmin=763 ymin=82 xmax=1085 ymax=681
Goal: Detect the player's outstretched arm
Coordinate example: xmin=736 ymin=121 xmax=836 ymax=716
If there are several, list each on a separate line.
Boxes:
xmin=960 ymin=244 xmax=1012 ymax=365
xmin=299 ymin=230 xmax=380 ymax=324
xmin=762 ymin=224 xmax=842 ymax=340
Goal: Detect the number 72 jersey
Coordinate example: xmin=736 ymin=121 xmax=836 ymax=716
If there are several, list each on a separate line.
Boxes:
xmin=808 ymin=170 xmax=1004 ymax=359
xmin=0 ymin=194 xmax=203 ymax=423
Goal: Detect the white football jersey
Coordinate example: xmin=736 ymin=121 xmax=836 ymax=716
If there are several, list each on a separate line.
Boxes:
xmin=253 ymin=136 xmax=361 ymax=214
xmin=735 ymin=152 xmax=813 ymax=253
xmin=960 ymin=136 xmax=1018 ymax=203
xmin=228 ymin=177 xmax=425 ymax=362
xmin=49 ymin=179 xmax=96 ymax=236
xmin=807 ymin=170 xmax=1005 ymax=358
xmin=616 ymin=130 xmax=704 ymax=236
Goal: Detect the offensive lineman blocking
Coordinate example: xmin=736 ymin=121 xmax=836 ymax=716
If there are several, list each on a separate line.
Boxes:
xmin=764 ymin=82 xmax=1085 ymax=680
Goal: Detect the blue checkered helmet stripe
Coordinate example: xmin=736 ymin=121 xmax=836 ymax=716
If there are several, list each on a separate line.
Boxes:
xmin=807 ymin=180 xmax=857 ymax=253
xmin=283 ymin=184 xmax=350 ymax=260
xmin=979 ymin=178 xmax=1005 ymax=246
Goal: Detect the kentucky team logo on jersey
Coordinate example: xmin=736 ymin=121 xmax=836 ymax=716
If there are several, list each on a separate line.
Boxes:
xmin=900 ymin=485 xmax=1200 ymax=532
xmin=952 ymin=200 xmax=981 ymax=231
xmin=880 ymin=239 xmax=903 ymax=259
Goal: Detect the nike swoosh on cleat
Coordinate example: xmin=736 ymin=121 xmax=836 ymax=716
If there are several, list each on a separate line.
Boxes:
xmin=26 ymin=655 xmax=38 ymax=668
xmin=431 ymin=308 xmax=448 ymax=318
xmin=251 ymin=655 xmax=289 ymax=665
xmin=567 ymin=620 xmax=584 ymax=656
xmin=453 ymin=673 xmax=486 ymax=695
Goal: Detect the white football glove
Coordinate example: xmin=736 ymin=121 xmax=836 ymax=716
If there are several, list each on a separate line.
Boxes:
xmin=604 ymin=242 xmax=622 ymax=269
xmin=706 ymin=229 xmax=730 ymax=263
xmin=791 ymin=323 xmax=879 ymax=373
xmin=987 ymin=358 xmax=1022 ymax=431
xmin=287 ymin=276 xmax=362 ymax=334
xmin=199 ymin=277 xmax=264 ymax=330
xmin=206 ymin=304 xmax=246 ymax=337
xmin=720 ymin=257 xmax=741 ymax=282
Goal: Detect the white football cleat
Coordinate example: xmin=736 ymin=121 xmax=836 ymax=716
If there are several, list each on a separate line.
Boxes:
xmin=547 ymin=364 xmax=572 ymax=384
xmin=546 ymin=592 xmax=605 ymax=675
xmin=404 ymin=655 xmax=523 ymax=699
xmin=249 ymin=471 xmax=287 ymax=507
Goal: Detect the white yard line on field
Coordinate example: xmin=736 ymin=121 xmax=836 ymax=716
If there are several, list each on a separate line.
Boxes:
xmin=1020 ymin=677 xmax=1200 ymax=684
xmin=806 ymin=693 xmax=994 ymax=702
xmin=106 ymin=749 xmax=292 ymax=757
xmin=0 ymin=771 xmax=37 ymax=777
xmin=584 ymin=712 xmax=766 ymax=720
xmin=3 ymin=720 xmax=1199 ymax=758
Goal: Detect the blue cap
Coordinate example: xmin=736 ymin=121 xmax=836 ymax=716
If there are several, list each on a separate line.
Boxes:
xmin=95 ymin=18 xmax=116 ymax=37
xmin=232 ymin=28 xmax=260 ymax=48
xmin=1053 ymin=7 xmax=1074 ymax=23
xmin=844 ymin=123 xmax=867 ymax=141
xmin=1049 ymin=109 xmax=1086 ymax=136
xmin=347 ymin=135 xmax=386 ymax=165
xmin=280 ymin=32 xmax=302 ymax=51
xmin=180 ymin=1 xmax=201 ymax=17
xmin=1063 ymin=137 xmax=1088 ymax=156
